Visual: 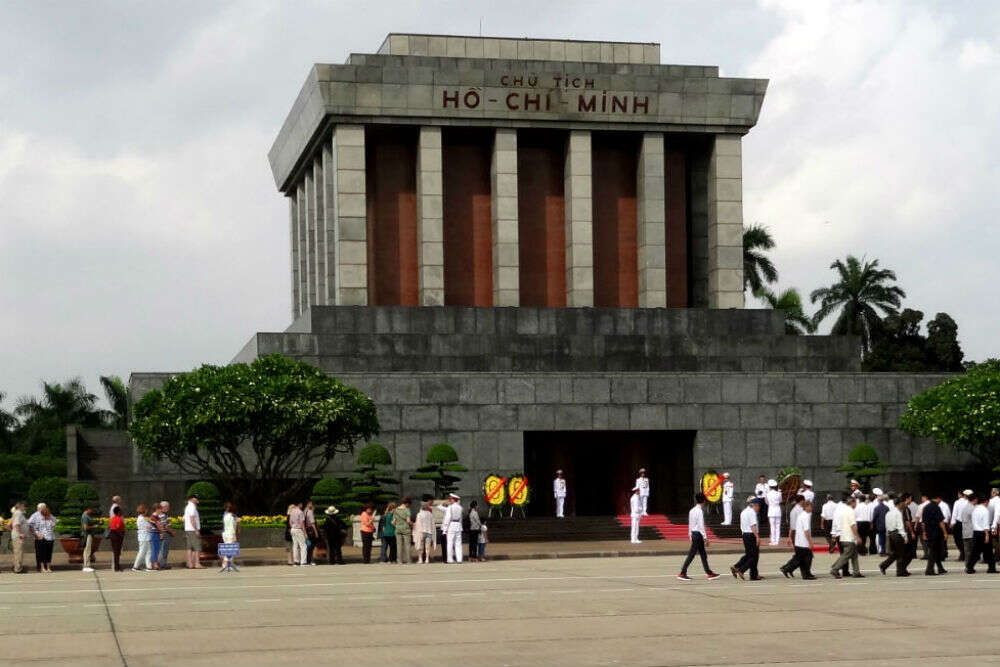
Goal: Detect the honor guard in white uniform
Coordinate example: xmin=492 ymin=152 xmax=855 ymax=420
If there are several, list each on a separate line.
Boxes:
xmin=797 ymin=480 xmax=815 ymax=504
xmin=849 ymin=479 xmax=863 ymax=499
xmin=442 ymin=493 xmax=463 ymax=563
xmin=553 ymin=470 xmax=567 ymax=518
xmin=821 ymin=494 xmax=838 ymax=552
xmin=629 ymin=486 xmax=642 ymax=544
xmin=766 ymin=479 xmax=783 ymax=545
xmin=721 ymin=473 xmax=735 ymax=525
xmin=635 ymin=469 xmax=650 ymax=516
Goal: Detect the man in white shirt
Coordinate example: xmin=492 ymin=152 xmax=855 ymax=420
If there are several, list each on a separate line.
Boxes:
xmin=629 ymin=486 xmax=642 ymax=544
xmin=830 ymin=495 xmax=862 ymax=579
xmin=790 ymin=501 xmax=816 ymax=579
xmin=443 ymin=493 xmax=464 ymax=563
xmin=879 ymin=497 xmax=912 ymax=576
xmin=820 ymin=494 xmax=838 ymax=553
xmin=731 ymin=496 xmax=761 ymax=581
xmin=182 ymin=494 xmax=202 ymax=569
xmin=9 ymin=501 xmax=27 ymax=574
xmin=754 ymin=475 xmax=768 ymax=528
xmin=966 ymin=495 xmax=997 ymax=574
xmin=765 ymin=479 xmax=782 ymax=546
xmin=939 ymin=497 xmax=952 ymax=559
xmin=780 ymin=494 xmax=806 ymax=578
xmin=990 ymin=489 xmax=1000 ymax=562
xmin=635 ymin=468 xmax=650 ymax=516
xmin=721 ymin=473 xmax=734 ymax=525
xmin=553 ymin=470 xmax=567 ymax=518
xmin=855 ymin=494 xmax=873 ymax=555
xmin=678 ymin=494 xmax=720 ymax=581
xmin=951 ymin=490 xmax=970 ymax=561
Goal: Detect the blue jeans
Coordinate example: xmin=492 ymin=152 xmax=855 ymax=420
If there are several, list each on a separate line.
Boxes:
xmin=478 ymin=542 xmax=486 ymax=558
xmin=148 ymin=532 xmax=161 ymax=568
xmin=158 ymin=536 xmax=171 ymax=566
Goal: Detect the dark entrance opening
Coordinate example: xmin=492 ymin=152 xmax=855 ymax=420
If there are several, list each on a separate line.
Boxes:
xmin=523 ymin=430 xmax=695 ymax=516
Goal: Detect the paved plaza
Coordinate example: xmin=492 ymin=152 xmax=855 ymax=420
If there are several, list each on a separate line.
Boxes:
xmin=3 ymin=552 xmax=1000 ymax=666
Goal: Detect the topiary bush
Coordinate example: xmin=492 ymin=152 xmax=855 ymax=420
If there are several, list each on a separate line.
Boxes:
xmin=27 ymin=477 xmax=68 ymax=515
xmin=58 ymin=482 xmax=100 ymax=536
xmin=349 ymin=443 xmax=398 ymax=508
xmin=836 ymin=443 xmax=889 ymax=489
xmin=186 ymin=481 xmax=223 ymax=533
xmin=410 ymin=442 xmax=468 ymax=498
xmin=311 ymin=477 xmax=355 ymax=523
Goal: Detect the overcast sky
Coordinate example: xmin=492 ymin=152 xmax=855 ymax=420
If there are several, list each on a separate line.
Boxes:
xmin=2 ymin=0 xmax=997 ymax=410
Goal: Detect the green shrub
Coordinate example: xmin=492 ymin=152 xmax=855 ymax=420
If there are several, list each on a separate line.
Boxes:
xmin=836 ymin=443 xmax=889 ymax=488
xmin=27 ymin=477 xmax=68 ymax=515
xmin=186 ymin=481 xmax=223 ymax=532
xmin=311 ymin=477 xmax=355 ymax=523
xmin=349 ymin=444 xmax=398 ymax=508
xmin=410 ymin=442 xmax=467 ymax=497
xmin=0 ymin=454 xmax=66 ymax=510
xmin=58 ymin=482 xmax=100 ymax=536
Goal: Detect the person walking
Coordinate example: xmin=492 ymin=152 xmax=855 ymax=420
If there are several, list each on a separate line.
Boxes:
xmin=108 ymin=506 xmax=126 ymax=572
xmin=966 ymin=495 xmax=997 ymax=574
xmin=288 ymin=501 xmax=307 ymax=566
xmin=322 ymin=506 xmax=345 ymax=565
xmin=731 ymin=496 xmax=761 ymax=581
xmin=304 ymin=501 xmax=319 ymax=566
xmin=830 ymin=495 xmax=862 ymax=579
xmin=379 ymin=502 xmax=398 ymax=563
xmin=132 ymin=504 xmax=152 ymax=572
xmin=393 ymin=497 xmax=413 ymax=565
xmin=414 ymin=498 xmax=436 ymax=564
xmin=360 ymin=503 xmax=375 ymax=564
xmin=780 ymin=495 xmax=805 ymax=578
xmin=80 ymin=507 xmax=98 ymax=572
xmin=183 ymin=494 xmax=203 ymax=569
xmin=9 ymin=502 xmax=27 ymax=574
xmin=156 ymin=501 xmax=174 ymax=569
xmin=765 ymin=479 xmax=782 ymax=546
xmin=959 ymin=490 xmax=975 ymax=566
xmin=951 ymin=490 xmax=970 ymax=561
xmin=721 ymin=473 xmax=734 ymax=525
xmin=27 ymin=503 xmax=56 ymax=573
xmin=636 ymin=468 xmax=651 ymax=516
xmin=467 ymin=501 xmax=481 ymax=561
xmin=220 ymin=502 xmax=240 ymax=572
xmin=553 ymin=470 xmax=567 ymax=518
xmin=791 ymin=500 xmax=816 ymax=579
xmin=147 ymin=506 xmax=162 ymax=571
xmin=442 ymin=493 xmax=464 ymax=564
xmin=872 ymin=493 xmax=890 ymax=556
xmin=922 ymin=493 xmax=948 ymax=575
xmin=992 ymin=490 xmax=1000 ymax=563
xmin=629 ymin=486 xmax=642 ymax=544
xmin=678 ymin=494 xmax=720 ymax=581
xmin=109 ymin=495 xmax=122 ymax=518
xmin=820 ymin=494 xmax=838 ymax=553
xmin=854 ymin=494 xmax=872 ymax=556
xmin=879 ymin=498 xmax=913 ymax=576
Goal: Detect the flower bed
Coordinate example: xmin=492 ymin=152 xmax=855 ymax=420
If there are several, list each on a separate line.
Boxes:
xmin=94 ymin=515 xmax=287 ymax=530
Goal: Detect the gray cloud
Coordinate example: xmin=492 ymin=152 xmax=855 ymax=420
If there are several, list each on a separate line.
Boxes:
xmin=0 ymin=1 xmax=995 ymax=410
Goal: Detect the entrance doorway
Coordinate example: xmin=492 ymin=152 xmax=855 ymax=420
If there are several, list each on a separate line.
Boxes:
xmin=523 ymin=430 xmax=695 ymax=516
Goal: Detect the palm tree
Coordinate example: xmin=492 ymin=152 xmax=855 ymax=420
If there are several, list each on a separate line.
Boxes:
xmin=743 ymin=224 xmax=778 ymax=293
xmin=15 ymin=379 xmax=104 ymax=428
xmin=99 ymin=375 xmax=129 ymax=429
xmin=759 ymin=287 xmax=814 ymax=335
xmin=810 ymin=255 xmax=906 ymax=353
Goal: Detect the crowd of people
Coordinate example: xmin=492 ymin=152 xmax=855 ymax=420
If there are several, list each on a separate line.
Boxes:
xmin=677 ymin=481 xmax=1000 ymax=581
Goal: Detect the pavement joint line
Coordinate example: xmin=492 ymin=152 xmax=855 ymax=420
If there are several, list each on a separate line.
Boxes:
xmin=90 ymin=571 xmax=128 ymax=667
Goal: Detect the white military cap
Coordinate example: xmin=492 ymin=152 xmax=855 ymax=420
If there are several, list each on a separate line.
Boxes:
xmin=746 ymin=495 xmax=756 ymax=503
xmin=639 ymin=468 xmax=646 ymax=472
xmin=850 ymin=479 xmax=859 ymax=485
xmin=803 ymin=479 xmax=812 ymax=486
xmin=767 ymin=479 xmax=777 ymax=486
xmin=556 ymin=469 xmax=563 ymax=474
xmin=449 ymin=492 xmax=460 ymax=499
xmin=872 ymin=487 xmax=883 ymax=495
xmin=632 ymin=485 xmax=640 ymax=491
xmin=963 ymin=489 xmax=973 ymax=496
xmin=723 ymin=472 xmax=730 ymax=478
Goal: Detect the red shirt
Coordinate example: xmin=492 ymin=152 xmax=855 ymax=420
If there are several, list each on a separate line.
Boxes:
xmin=360 ymin=510 xmax=375 ymax=533
xmin=110 ymin=515 xmax=125 ymax=531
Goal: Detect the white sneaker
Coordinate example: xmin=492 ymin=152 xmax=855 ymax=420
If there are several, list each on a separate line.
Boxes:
xmin=82 ymin=567 xmax=95 ymax=572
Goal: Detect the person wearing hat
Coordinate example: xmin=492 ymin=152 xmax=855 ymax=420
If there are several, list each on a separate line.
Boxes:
xmin=849 ymin=480 xmax=862 ymax=499
xmin=629 ymin=486 xmax=642 ymax=544
xmin=765 ymin=479 xmax=782 ymax=546
xmin=635 ymin=468 xmax=650 ymax=516
xmin=797 ymin=480 xmax=815 ymax=504
xmin=322 ymin=506 xmax=345 ymax=565
xmin=678 ymin=494 xmax=720 ymax=581
xmin=820 ymin=494 xmax=838 ymax=553
xmin=721 ymin=473 xmax=734 ymax=525
xmin=553 ymin=470 xmax=567 ymax=518
xmin=953 ymin=489 xmax=972 ymax=562
xmin=731 ymin=495 xmax=761 ymax=580
xmin=442 ymin=493 xmax=464 ymax=563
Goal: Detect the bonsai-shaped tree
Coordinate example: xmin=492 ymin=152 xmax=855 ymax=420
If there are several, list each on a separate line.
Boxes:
xmin=348 ymin=444 xmax=398 ymax=507
xmin=836 ymin=443 xmax=888 ymax=489
xmin=187 ymin=481 xmax=223 ymax=533
xmin=311 ymin=476 xmax=357 ymax=520
xmin=27 ymin=476 xmax=68 ymax=515
xmin=58 ymin=482 xmax=100 ymax=536
xmin=410 ymin=443 xmax=468 ymax=498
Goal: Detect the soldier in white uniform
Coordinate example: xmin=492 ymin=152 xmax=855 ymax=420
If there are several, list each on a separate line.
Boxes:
xmin=798 ymin=480 xmax=815 ymax=504
xmin=629 ymin=486 xmax=642 ymax=544
xmin=766 ymin=479 xmax=782 ymax=546
xmin=721 ymin=473 xmax=735 ymax=525
xmin=442 ymin=493 xmax=463 ymax=564
xmin=553 ymin=470 xmax=567 ymax=518
xmin=635 ymin=469 xmax=650 ymax=516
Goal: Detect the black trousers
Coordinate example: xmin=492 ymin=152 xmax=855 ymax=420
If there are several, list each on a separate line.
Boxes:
xmin=867 ymin=524 xmax=879 ymax=555
xmin=792 ymin=547 xmax=813 ymax=577
xmin=966 ymin=531 xmax=997 ymax=572
xmin=468 ymin=529 xmax=480 ymax=559
xmin=34 ymin=539 xmax=54 ymax=568
xmin=681 ymin=533 xmax=711 ymax=575
xmin=823 ymin=521 xmax=835 ymax=552
xmin=733 ymin=534 xmax=759 ymax=578
xmin=953 ymin=522 xmax=966 ymax=559
xmin=305 ymin=529 xmax=317 ymax=564
xmin=925 ymin=534 xmax=946 ymax=574
xmin=881 ymin=533 xmax=913 ymax=575
xmin=361 ymin=532 xmax=374 ymax=563
xmin=110 ymin=530 xmax=125 ymax=571
xmin=856 ymin=522 xmax=871 ymax=555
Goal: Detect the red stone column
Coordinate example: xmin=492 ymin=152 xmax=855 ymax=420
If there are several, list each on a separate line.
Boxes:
xmin=592 ymin=132 xmax=639 ymax=308
xmin=443 ymin=128 xmax=493 ymax=306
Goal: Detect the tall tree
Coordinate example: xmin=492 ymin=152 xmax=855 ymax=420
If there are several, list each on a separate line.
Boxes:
xmin=864 ymin=309 xmax=965 ymax=372
xmin=743 ymin=224 xmax=778 ymax=293
xmin=810 ymin=255 xmax=906 ymax=354
xmin=14 ymin=379 xmax=105 ymax=455
xmin=99 ymin=375 xmax=129 ymax=429
xmin=926 ymin=312 xmax=964 ymax=371
xmin=0 ymin=392 xmax=17 ymax=451
xmin=759 ymin=287 xmax=814 ymax=335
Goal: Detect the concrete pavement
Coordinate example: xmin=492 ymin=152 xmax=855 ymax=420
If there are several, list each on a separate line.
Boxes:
xmin=2 ymin=551 xmax=1000 ymax=666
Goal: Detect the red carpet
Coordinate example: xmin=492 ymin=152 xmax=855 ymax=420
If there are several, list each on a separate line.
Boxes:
xmin=615 ymin=514 xmax=729 ymax=542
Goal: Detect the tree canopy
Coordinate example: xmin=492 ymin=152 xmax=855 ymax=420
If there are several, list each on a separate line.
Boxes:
xmin=348 ymin=443 xmax=398 ymax=509
xmin=758 ymin=287 xmax=814 ymax=335
xmin=743 ymin=224 xmax=778 ymax=293
xmin=129 ymin=354 xmax=379 ymax=512
xmin=836 ymin=443 xmax=889 ymax=488
xmin=864 ymin=309 xmax=964 ymax=372
xmin=410 ymin=443 xmax=467 ymax=497
xmin=899 ymin=359 xmax=1000 ymax=466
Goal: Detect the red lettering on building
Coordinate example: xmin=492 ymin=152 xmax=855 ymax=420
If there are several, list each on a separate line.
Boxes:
xmin=632 ymin=96 xmax=649 ymax=114
xmin=442 ymin=90 xmax=460 ymax=108
xmin=578 ymin=94 xmax=596 ymax=112
xmin=505 ymin=92 xmax=520 ymax=110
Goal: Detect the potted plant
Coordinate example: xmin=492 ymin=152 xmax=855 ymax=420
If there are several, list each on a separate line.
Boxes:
xmin=58 ymin=482 xmax=101 ymax=563
xmin=187 ymin=481 xmax=223 ymax=562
